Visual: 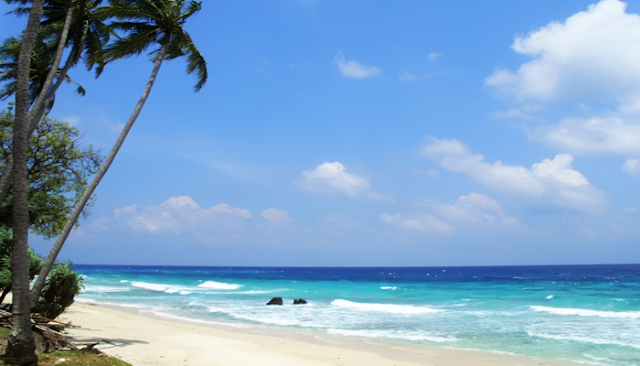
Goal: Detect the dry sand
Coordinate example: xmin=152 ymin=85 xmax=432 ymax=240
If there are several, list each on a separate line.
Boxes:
xmin=55 ymin=302 xmax=580 ymax=366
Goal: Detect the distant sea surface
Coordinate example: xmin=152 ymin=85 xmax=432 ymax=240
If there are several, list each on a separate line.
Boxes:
xmin=73 ymin=264 xmax=640 ymax=366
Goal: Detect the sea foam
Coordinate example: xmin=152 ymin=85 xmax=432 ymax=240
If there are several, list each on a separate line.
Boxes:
xmin=331 ymin=299 xmax=441 ymax=315
xmin=130 ymin=281 xmax=191 ymax=295
xmin=327 ymin=328 xmax=456 ymax=343
xmin=531 ymin=306 xmax=640 ymax=319
xmin=198 ymin=281 xmax=243 ymax=290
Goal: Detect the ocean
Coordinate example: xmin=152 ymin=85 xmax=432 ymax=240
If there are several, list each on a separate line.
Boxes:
xmin=73 ymin=264 xmax=640 ymax=366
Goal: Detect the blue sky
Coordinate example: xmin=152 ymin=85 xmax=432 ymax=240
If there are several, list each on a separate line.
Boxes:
xmin=2 ymin=0 xmax=640 ymax=266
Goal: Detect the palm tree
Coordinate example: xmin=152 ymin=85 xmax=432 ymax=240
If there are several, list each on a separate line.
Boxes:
xmin=0 ymin=0 xmax=111 ymax=206
xmin=31 ymin=0 xmax=208 ymax=300
xmin=0 ymin=35 xmax=86 ymax=110
xmin=5 ymin=0 xmax=45 ymax=362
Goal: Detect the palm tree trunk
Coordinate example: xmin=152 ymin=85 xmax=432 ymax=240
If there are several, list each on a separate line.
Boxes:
xmin=5 ymin=1 xmax=45 ymax=365
xmin=31 ymin=41 xmax=170 ymax=302
xmin=0 ymin=6 xmax=75 ymax=206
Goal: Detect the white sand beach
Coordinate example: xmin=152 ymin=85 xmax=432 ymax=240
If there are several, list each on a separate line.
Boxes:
xmin=57 ymin=302 xmax=578 ymax=366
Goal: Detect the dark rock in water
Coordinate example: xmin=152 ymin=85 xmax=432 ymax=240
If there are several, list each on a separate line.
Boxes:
xmin=293 ymin=298 xmax=308 ymax=305
xmin=267 ymin=297 xmax=283 ymax=305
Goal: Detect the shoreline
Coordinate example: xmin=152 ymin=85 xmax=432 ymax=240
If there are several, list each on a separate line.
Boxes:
xmin=59 ymin=301 xmax=580 ymax=366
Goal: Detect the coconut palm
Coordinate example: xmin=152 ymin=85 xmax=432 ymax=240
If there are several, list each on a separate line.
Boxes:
xmin=31 ymin=0 xmax=207 ymax=300
xmin=0 ymin=0 xmax=112 ymax=206
xmin=6 ymin=0 xmax=45 ymax=362
xmin=0 ymin=35 xmax=86 ymax=110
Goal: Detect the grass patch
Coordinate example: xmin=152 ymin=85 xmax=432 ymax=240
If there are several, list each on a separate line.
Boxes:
xmin=37 ymin=350 xmax=132 ymax=366
xmin=0 ymin=350 xmax=132 ymax=366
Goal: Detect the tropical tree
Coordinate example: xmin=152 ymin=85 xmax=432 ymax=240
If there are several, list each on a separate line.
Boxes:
xmin=0 ymin=227 xmax=83 ymax=320
xmin=0 ymin=0 xmax=112 ymax=206
xmin=0 ymin=2 xmax=107 ymax=362
xmin=0 ymin=227 xmax=44 ymax=305
xmin=0 ymin=34 xmax=85 ymax=110
xmin=6 ymin=0 xmax=46 ymax=362
xmin=31 ymin=0 xmax=208 ymax=302
xmin=0 ymin=106 xmax=102 ymax=238
xmin=0 ymin=104 xmax=100 ymax=364
xmin=33 ymin=261 xmax=83 ymax=319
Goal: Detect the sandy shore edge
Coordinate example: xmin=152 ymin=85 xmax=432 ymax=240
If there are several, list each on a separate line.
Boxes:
xmin=57 ymin=302 xmax=577 ymax=366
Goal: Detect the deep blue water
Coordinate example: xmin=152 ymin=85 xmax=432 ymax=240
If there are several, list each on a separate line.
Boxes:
xmin=73 ymin=264 xmax=640 ymax=366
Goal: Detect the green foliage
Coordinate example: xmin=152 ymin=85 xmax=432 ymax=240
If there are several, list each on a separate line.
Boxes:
xmin=0 ymin=106 xmax=103 ymax=239
xmin=104 ymin=0 xmax=208 ymax=90
xmin=38 ymin=350 xmax=132 ymax=366
xmin=35 ymin=261 xmax=83 ymax=319
xmin=0 ymin=226 xmax=44 ymax=302
xmin=0 ymin=226 xmax=82 ymax=319
xmin=0 ymin=32 xmax=85 ymax=110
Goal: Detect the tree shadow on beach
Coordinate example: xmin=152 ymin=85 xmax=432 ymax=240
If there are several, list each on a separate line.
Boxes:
xmin=66 ymin=334 xmax=148 ymax=349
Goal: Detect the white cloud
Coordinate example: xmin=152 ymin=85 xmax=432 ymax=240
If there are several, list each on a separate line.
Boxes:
xmin=539 ymin=115 xmax=640 ymax=156
xmin=420 ymin=137 xmax=546 ymax=196
xmin=623 ymin=158 xmax=640 ymax=175
xmin=531 ymin=155 xmax=589 ymax=186
xmin=429 ymin=193 xmax=519 ymax=226
xmin=420 ymin=137 xmax=608 ymax=213
xmin=114 ymin=196 xmax=251 ymax=234
xmin=486 ymin=0 xmax=640 ymax=103
xmin=300 ymin=162 xmax=371 ymax=197
xmin=260 ymin=208 xmax=292 ymax=227
xmin=382 ymin=193 xmax=517 ymax=234
xmin=381 ymin=212 xmax=452 ymax=233
xmin=335 ymin=52 xmax=381 ymax=79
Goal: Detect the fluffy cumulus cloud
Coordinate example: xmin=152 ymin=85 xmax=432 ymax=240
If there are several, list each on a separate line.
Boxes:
xmin=623 ymin=158 xmax=640 ymax=175
xmin=260 ymin=208 xmax=292 ymax=227
xmin=300 ymin=162 xmax=371 ymax=197
xmin=486 ymin=0 xmax=640 ymax=159
xmin=114 ymin=196 xmax=252 ymax=234
xmin=382 ymin=193 xmax=518 ymax=234
xmin=486 ymin=0 xmax=640 ymax=103
xmin=539 ymin=115 xmax=640 ymax=156
xmin=420 ymin=137 xmax=608 ymax=213
xmin=334 ymin=52 xmax=381 ymax=79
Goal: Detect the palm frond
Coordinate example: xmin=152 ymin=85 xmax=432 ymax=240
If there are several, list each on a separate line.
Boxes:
xmin=178 ymin=1 xmax=201 ymax=22
xmin=104 ymin=25 xmax=160 ymax=60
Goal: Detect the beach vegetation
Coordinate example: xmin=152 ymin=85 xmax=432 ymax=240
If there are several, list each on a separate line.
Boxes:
xmin=0 ymin=106 xmax=102 ymax=239
xmin=33 ymin=262 xmax=83 ymax=320
xmin=0 ymin=227 xmax=44 ymax=305
xmin=0 ymin=35 xmax=84 ymax=112
xmin=0 ymin=349 xmax=132 ymax=366
xmin=4 ymin=0 xmax=46 ymax=361
xmin=35 ymin=350 xmax=131 ymax=366
xmin=1 ymin=0 xmax=207 ymax=363
xmin=0 ymin=227 xmax=83 ymax=320
xmin=30 ymin=0 xmax=208 ymax=306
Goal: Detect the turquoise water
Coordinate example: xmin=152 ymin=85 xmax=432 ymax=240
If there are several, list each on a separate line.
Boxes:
xmin=73 ymin=264 xmax=640 ymax=365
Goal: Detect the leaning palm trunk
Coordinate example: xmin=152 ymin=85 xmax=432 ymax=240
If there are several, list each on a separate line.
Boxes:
xmin=31 ymin=41 xmax=170 ymax=302
xmin=6 ymin=0 xmax=45 ymax=364
xmin=0 ymin=6 xmax=76 ymax=205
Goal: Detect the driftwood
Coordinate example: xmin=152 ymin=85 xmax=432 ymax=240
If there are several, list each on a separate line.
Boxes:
xmin=31 ymin=313 xmax=79 ymax=328
xmin=0 ymin=310 xmax=79 ymax=327
xmin=0 ymin=310 xmax=79 ymax=355
xmin=33 ymin=325 xmax=77 ymax=353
